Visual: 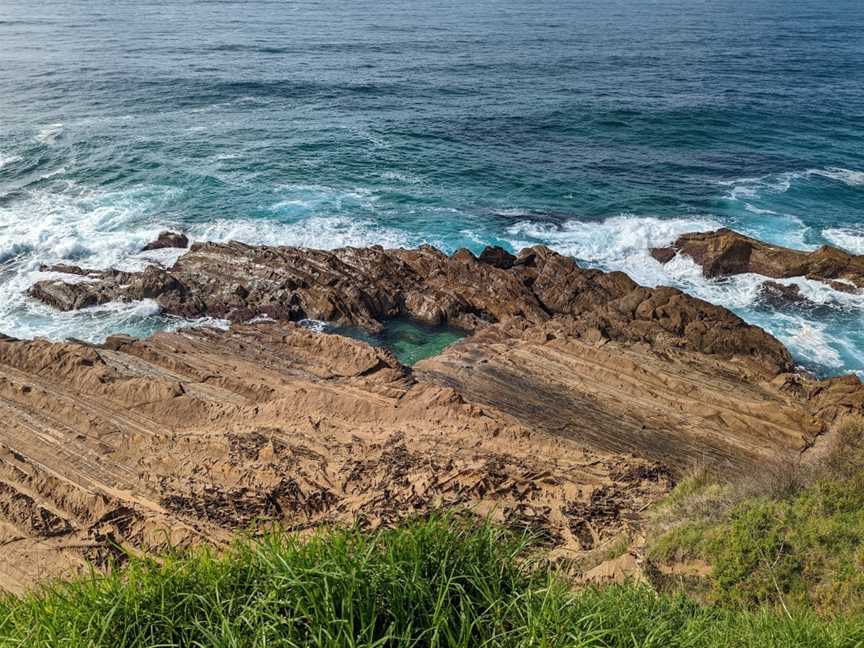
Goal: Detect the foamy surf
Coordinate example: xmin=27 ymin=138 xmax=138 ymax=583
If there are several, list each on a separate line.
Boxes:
xmin=721 ymin=166 xmax=864 ymax=197
xmin=189 ymin=215 xmax=416 ymax=251
xmin=502 ymin=213 xmax=864 ymax=375
xmin=0 ymin=153 xmax=22 ymax=171
xmin=767 ymin=315 xmax=845 ymax=370
xmin=505 ymin=214 xmax=723 ymax=287
xmin=35 ymin=123 xmax=64 ymax=145
xmin=0 ymin=180 xmax=428 ymax=343
xmin=823 ymin=228 xmax=864 ymax=255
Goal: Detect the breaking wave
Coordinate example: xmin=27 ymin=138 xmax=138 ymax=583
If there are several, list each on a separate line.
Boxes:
xmin=823 ymin=228 xmax=864 ymax=255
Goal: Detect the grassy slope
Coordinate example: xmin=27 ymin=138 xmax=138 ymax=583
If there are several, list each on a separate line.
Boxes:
xmin=1 ymin=516 xmax=862 ymax=648
xmin=649 ymin=416 xmax=864 ymax=618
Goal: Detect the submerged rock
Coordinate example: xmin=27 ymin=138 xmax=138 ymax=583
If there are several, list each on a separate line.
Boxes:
xmin=142 ymin=230 xmax=189 ymax=251
xmin=758 ymin=281 xmax=810 ymax=308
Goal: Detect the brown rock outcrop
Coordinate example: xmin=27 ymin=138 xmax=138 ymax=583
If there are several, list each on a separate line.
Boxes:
xmin=417 ymin=318 xmax=864 ymax=472
xmin=28 ymin=242 xmax=792 ymax=373
xmin=0 ymin=322 xmax=671 ymax=591
xmin=8 ymin=241 xmax=864 ymax=590
xmin=652 ymin=228 xmax=864 ymax=292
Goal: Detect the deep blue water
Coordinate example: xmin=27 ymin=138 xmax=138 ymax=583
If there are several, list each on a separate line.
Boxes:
xmin=0 ymin=0 xmax=863 ymax=375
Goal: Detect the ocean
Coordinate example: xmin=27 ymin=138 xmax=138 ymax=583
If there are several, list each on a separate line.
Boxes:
xmin=0 ymin=0 xmax=862 ymax=376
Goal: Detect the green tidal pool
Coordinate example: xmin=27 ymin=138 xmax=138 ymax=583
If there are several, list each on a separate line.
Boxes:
xmin=330 ymin=318 xmax=466 ymax=366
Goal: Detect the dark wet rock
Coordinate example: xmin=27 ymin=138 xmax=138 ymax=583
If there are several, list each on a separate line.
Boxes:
xmin=758 ymin=281 xmax=809 ymax=307
xmin=29 ymin=241 xmax=794 ymax=375
xmin=478 ymin=245 xmax=516 ymax=269
xmin=142 ymin=231 xmax=189 ymax=251
xmin=650 ymin=247 xmax=677 ymax=264
xmin=830 ymin=280 xmax=859 ymax=294
xmin=37 ymin=263 xmax=92 ymax=276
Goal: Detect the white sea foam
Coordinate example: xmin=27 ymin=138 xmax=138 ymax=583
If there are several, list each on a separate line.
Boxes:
xmin=380 ymin=170 xmax=422 ymax=184
xmin=0 ymin=297 xmax=162 ymax=343
xmin=769 ymin=315 xmax=845 ymax=370
xmin=35 ymin=123 xmax=64 ymax=145
xmin=189 ymin=215 xmax=414 ymax=250
xmin=505 ymin=214 xmax=722 ymax=287
xmin=494 ymin=208 xmax=534 ymax=218
xmin=743 ymin=203 xmax=778 ymax=215
xmin=808 ymin=167 xmax=864 ymax=187
xmin=503 ymin=212 xmax=864 ymax=309
xmin=173 ymin=316 xmax=231 ymax=333
xmin=0 ymin=183 xmax=176 ymax=269
xmin=0 ymin=183 xmax=181 ymax=341
xmin=0 ymin=178 xmax=425 ymax=343
xmin=267 ymin=184 xmax=378 ymax=217
xmin=298 ymin=319 xmax=328 ymax=333
xmin=40 ymin=166 xmax=67 ymax=180
xmin=823 ymin=228 xmax=864 ymax=255
xmin=721 ymin=166 xmax=864 ymax=200
xmin=0 ymin=154 xmax=22 ymax=170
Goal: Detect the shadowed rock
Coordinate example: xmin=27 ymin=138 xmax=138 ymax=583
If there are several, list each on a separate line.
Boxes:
xmin=142 ymin=231 xmax=189 ymax=251
xmin=478 ymin=245 xmax=516 ymax=269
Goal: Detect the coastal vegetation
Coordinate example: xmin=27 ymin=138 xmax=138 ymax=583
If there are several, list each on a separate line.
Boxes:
xmin=649 ymin=416 xmax=864 ymax=617
xmin=1 ymin=507 xmax=863 ymax=647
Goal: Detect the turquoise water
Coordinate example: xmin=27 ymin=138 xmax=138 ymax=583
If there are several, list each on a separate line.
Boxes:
xmin=327 ymin=319 xmax=466 ymax=366
xmin=0 ymin=0 xmax=863 ymax=375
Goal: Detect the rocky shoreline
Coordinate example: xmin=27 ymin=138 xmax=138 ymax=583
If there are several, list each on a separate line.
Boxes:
xmin=1 ymin=234 xmax=862 ymax=591
xmin=651 ymin=227 xmax=864 ymax=294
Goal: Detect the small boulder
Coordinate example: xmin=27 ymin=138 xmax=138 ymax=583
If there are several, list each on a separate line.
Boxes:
xmin=142 ymin=231 xmax=189 ymax=252
xmin=477 ymin=245 xmax=516 ymax=269
xmin=650 ymin=247 xmax=676 ymax=264
xmin=829 ymin=280 xmax=859 ymax=295
xmin=758 ymin=281 xmax=808 ymax=307
xmin=37 ymin=263 xmax=91 ymax=276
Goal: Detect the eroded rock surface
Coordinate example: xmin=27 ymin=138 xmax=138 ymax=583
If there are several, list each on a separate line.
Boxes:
xmin=0 ymin=323 xmax=672 ymax=591
xmin=651 ymin=228 xmax=864 ymax=292
xmin=8 ymin=241 xmax=864 ymax=590
xmin=29 ymin=242 xmax=792 ymax=373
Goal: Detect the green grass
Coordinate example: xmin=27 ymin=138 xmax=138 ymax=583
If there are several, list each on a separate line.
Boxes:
xmin=648 ymin=417 xmax=864 ymax=617
xmin=0 ymin=516 xmax=862 ymax=647
xmin=651 ymin=473 xmax=864 ymax=615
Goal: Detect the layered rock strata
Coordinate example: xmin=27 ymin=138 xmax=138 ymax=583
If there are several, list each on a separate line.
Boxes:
xmin=5 ymin=240 xmax=862 ymax=590
xmin=0 ymin=323 xmax=671 ymax=591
